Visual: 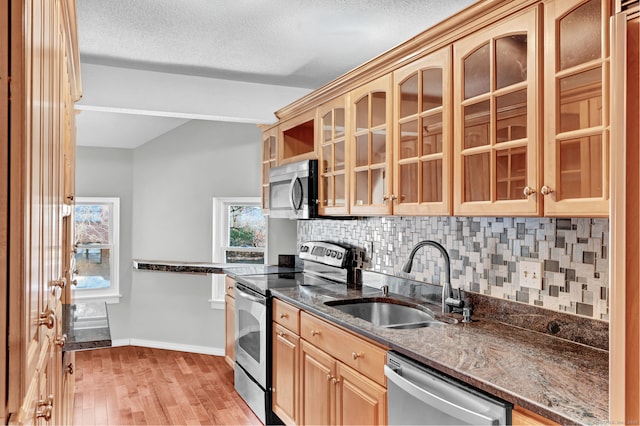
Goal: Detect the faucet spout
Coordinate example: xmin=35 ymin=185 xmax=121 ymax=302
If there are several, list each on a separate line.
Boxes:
xmin=401 ymin=240 xmax=462 ymax=314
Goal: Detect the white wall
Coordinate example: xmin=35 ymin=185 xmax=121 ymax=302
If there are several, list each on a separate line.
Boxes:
xmin=77 ymin=119 xmax=297 ymax=353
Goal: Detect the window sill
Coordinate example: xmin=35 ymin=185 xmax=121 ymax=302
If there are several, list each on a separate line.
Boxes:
xmin=72 ymin=293 xmax=122 ymax=304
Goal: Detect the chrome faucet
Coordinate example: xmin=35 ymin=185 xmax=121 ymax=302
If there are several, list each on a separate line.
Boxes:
xmin=401 ymin=240 xmax=463 ymax=314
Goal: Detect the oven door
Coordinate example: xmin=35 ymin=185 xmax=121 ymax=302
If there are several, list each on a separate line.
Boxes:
xmin=234 ymin=283 xmax=267 ymax=388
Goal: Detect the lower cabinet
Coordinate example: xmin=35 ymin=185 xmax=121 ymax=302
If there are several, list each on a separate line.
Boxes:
xmin=512 ymin=406 xmax=560 ymax=426
xmin=272 ymin=298 xmax=387 ymax=426
xmin=224 ymin=276 xmax=236 ymax=368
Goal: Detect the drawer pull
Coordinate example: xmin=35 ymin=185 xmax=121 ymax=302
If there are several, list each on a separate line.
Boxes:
xmin=332 ymin=377 xmax=340 ymax=385
xmin=36 ymin=395 xmax=53 ymax=421
xmin=352 ymin=352 xmax=363 ymax=360
xmin=279 ymin=313 xmax=289 ymax=319
xmin=311 ymin=330 xmax=321 ymax=336
xmin=277 ymin=331 xmax=286 ymax=337
xmin=55 ymin=334 xmax=67 ymax=347
xmin=327 ymin=374 xmax=333 ymax=381
xmin=38 ymin=310 xmax=56 ymax=329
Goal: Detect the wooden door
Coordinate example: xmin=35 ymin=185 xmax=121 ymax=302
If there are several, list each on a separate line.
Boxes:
xmin=272 ymin=323 xmax=299 ymax=425
xmin=543 ymin=0 xmax=611 ymax=216
xmin=335 ymin=362 xmax=386 ymax=426
xmin=224 ymin=294 xmax=235 ymax=368
xmin=453 ymin=6 xmax=540 ymax=216
xmin=300 ymin=340 xmax=336 ymax=425
xmin=350 ymin=75 xmax=394 ymax=216
xmin=318 ymin=96 xmax=350 ymax=216
xmin=393 ymin=47 xmax=452 ymax=216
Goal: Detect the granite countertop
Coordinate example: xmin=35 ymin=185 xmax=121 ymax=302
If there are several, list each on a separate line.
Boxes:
xmin=271 ymin=283 xmax=608 ymax=425
xmin=62 ymin=302 xmax=112 ymax=351
xmin=132 ymin=259 xmax=300 ymax=275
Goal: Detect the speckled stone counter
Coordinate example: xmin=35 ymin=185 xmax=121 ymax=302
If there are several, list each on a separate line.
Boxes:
xmin=271 ymin=283 xmax=608 ymax=425
xmin=62 ymin=302 xmax=112 ymax=351
xmin=132 ymin=259 xmax=300 ymax=275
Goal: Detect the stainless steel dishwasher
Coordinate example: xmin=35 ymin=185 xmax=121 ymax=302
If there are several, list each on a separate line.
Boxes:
xmin=385 ymin=351 xmax=512 ymax=425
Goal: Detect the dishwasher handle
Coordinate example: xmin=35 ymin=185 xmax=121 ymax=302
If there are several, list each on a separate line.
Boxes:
xmin=384 ymin=365 xmax=499 ymax=426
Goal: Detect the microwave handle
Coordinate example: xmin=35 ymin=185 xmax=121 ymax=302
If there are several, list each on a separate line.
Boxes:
xmin=289 ymin=174 xmax=302 ymax=212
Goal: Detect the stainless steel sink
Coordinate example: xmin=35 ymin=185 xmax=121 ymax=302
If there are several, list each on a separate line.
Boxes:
xmin=325 ymin=298 xmax=451 ymax=329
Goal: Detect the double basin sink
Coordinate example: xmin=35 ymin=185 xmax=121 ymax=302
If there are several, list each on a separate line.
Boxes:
xmin=324 ymin=297 xmax=457 ymax=329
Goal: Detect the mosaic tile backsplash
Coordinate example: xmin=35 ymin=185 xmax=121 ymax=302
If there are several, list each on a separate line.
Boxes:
xmin=298 ymin=216 xmax=609 ymax=321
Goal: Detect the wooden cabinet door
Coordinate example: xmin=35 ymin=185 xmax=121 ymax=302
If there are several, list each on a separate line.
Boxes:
xmin=300 ymin=340 xmax=336 ymax=426
xmin=272 ymin=323 xmax=299 ymax=425
xmin=335 ymin=362 xmax=387 ymax=426
xmin=350 ymin=75 xmax=394 ymax=216
xmin=543 ymin=0 xmax=610 ymax=216
xmin=224 ymin=294 xmax=235 ymax=368
xmin=453 ymin=7 xmax=540 ymax=216
xmin=261 ymin=124 xmax=278 ymax=212
xmin=318 ymin=96 xmax=350 ymax=216
xmin=393 ymin=47 xmax=452 ymax=216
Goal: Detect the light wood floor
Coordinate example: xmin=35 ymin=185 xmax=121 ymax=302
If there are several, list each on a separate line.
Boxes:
xmin=73 ymin=346 xmax=262 ymax=425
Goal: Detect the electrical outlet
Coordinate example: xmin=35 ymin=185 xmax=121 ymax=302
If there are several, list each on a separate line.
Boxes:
xmin=519 ymin=261 xmax=542 ymax=290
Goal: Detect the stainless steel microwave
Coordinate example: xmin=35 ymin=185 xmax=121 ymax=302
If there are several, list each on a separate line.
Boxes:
xmin=269 ymin=159 xmax=318 ymax=219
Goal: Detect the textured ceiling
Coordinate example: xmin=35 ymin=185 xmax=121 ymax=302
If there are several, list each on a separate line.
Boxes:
xmin=75 ymin=0 xmax=476 ymax=148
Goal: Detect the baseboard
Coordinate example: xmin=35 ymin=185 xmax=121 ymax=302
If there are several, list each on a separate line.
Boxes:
xmin=110 ymin=338 xmax=224 ymax=356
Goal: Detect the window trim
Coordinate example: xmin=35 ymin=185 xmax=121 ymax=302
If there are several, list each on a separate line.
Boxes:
xmin=211 ymin=197 xmax=267 ymax=308
xmin=73 ymin=197 xmax=122 ymax=304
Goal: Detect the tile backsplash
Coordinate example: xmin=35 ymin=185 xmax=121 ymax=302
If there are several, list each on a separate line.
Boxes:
xmin=298 ymin=216 xmax=609 ymax=321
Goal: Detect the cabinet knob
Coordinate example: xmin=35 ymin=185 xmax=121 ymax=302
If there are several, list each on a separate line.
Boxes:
xmin=351 ymin=352 xmax=363 ymax=360
xmin=540 ymin=185 xmax=554 ymax=196
xmin=36 ymin=395 xmax=54 ymax=421
xmin=49 ymin=278 xmax=66 ymax=289
xmin=55 ymin=334 xmax=67 ymax=348
xmin=523 ymin=186 xmax=536 ymax=197
xmin=277 ymin=331 xmax=285 ymax=337
xmin=279 ymin=313 xmax=288 ymax=319
xmin=38 ymin=310 xmax=56 ymax=330
xmin=311 ymin=330 xmax=320 ymax=337
xmin=66 ymin=362 xmax=74 ymax=375
xmin=332 ymin=377 xmax=340 ymax=385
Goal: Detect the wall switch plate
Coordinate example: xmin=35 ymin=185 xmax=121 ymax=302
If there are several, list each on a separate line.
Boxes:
xmin=519 ymin=261 xmax=543 ymax=290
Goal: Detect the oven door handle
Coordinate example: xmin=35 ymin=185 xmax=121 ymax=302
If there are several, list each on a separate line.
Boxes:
xmin=235 ymin=286 xmax=264 ymax=304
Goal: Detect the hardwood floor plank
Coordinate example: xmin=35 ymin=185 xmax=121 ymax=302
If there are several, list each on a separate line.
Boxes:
xmin=74 ymin=346 xmax=261 ymax=425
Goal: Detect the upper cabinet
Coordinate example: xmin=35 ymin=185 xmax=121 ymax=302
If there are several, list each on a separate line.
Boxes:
xmin=350 ymin=75 xmax=394 ymax=216
xmin=261 ymin=124 xmax=278 ymax=212
xmin=543 ymin=0 xmax=610 ymax=216
xmin=318 ymin=95 xmax=350 ymax=216
xmin=393 ymin=47 xmax=453 ymax=215
xmin=453 ymin=7 xmax=540 ymax=216
xmin=278 ymin=110 xmax=317 ymax=166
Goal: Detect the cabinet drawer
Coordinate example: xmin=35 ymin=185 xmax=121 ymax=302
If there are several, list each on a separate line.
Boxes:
xmin=224 ymin=276 xmax=236 ymax=297
xmin=300 ymin=311 xmax=387 ymax=386
xmin=273 ymin=298 xmax=300 ymax=333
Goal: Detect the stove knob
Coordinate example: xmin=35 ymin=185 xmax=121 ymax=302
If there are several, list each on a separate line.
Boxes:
xmin=330 ymin=251 xmax=337 ymax=258
xmin=336 ymin=252 xmax=343 ymax=260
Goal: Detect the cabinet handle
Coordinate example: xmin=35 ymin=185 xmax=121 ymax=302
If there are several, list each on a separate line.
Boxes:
xmin=66 ymin=363 xmax=74 ymax=375
xmin=351 ymin=352 xmax=363 ymax=360
xmin=523 ymin=186 xmax=536 ymax=197
xmin=311 ymin=330 xmax=320 ymax=336
xmin=36 ymin=395 xmax=53 ymax=421
xmin=49 ymin=278 xmax=66 ymax=289
xmin=277 ymin=331 xmax=285 ymax=337
xmin=540 ymin=185 xmax=554 ymax=196
xmin=38 ymin=310 xmax=56 ymax=330
xmin=389 ymin=195 xmax=398 ymax=201
xmin=227 ymin=286 xmax=233 ymax=291
xmin=55 ymin=334 xmax=67 ymax=348
xmin=279 ymin=313 xmax=288 ymax=319
xmin=332 ymin=377 xmax=340 ymax=385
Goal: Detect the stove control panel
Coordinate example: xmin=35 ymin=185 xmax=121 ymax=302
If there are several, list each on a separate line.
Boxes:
xmin=299 ymin=241 xmax=351 ymax=268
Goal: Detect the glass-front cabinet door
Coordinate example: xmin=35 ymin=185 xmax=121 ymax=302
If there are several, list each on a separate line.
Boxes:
xmin=453 ymin=7 xmax=540 ymax=216
xmin=261 ymin=125 xmax=278 ymax=212
xmin=318 ymin=96 xmax=350 ymax=216
xmin=393 ymin=47 xmax=452 ymax=215
xmin=543 ymin=0 xmax=610 ymax=216
xmin=350 ymin=75 xmax=394 ymax=215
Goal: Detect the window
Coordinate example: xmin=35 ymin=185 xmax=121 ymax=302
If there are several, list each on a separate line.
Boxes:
xmin=211 ymin=197 xmax=267 ymax=308
xmin=73 ymin=197 xmax=121 ymax=303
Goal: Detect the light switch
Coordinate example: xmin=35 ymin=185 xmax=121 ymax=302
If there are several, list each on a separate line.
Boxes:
xmin=519 ymin=261 xmax=543 ymax=290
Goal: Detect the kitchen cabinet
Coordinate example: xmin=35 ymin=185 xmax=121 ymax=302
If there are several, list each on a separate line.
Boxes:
xmin=453 ymin=6 xmax=540 ymax=216
xmin=318 ymin=95 xmax=350 ymax=216
xmin=278 ymin=110 xmax=318 ymax=166
xmin=260 ymin=124 xmax=278 ymax=212
xmin=299 ymin=311 xmax=387 ymax=425
xmin=542 ymin=0 xmax=610 ymax=216
xmin=350 ymin=75 xmax=394 ymax=216
xmin=393 ymin=47 xmax=453 ymax=215
xmin=512 ymin=406 xmax=560 ymax=426
xmin=272 ymin=299 xmax=301 ymax=425
xmin=224 ymin=276 xmax=236 ymax=368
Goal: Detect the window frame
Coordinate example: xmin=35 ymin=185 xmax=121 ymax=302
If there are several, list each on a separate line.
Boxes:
xmin=210 ymin=197 xmax=267 ymax=308
xmin=73 ymin=197 xmax=122 ymax=304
